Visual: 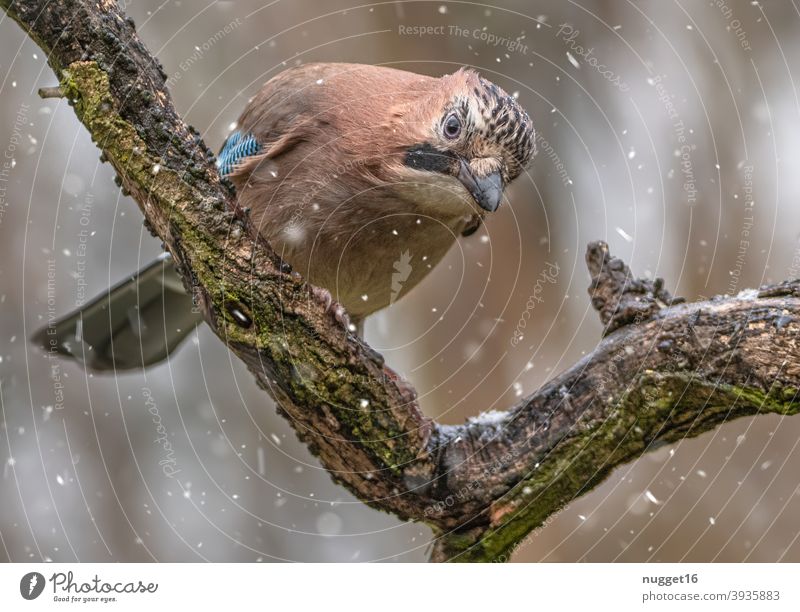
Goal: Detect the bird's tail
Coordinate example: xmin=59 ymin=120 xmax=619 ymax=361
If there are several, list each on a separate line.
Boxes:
xmin=32 ymin=253 xmax=202 ymax=371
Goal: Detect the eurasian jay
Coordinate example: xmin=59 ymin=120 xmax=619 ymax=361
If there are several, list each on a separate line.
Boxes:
xmin=37 ymin=63 xmax=536 ymax=370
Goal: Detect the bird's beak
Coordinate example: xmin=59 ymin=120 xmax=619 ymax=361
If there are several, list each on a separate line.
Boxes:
xmin=457 ymin=159 xmax=503 ymax=212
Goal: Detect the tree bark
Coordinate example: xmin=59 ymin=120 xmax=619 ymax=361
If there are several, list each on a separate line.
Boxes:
xmin=4 ymin=0 xmax=799 ymax=562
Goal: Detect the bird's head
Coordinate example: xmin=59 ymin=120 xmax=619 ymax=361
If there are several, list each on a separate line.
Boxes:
xmin=389 ymin=68 xmax=536 ymax=214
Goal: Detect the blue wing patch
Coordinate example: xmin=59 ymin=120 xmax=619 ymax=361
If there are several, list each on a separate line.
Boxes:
xmin=216 ymin=131 xmax=262 ymax=177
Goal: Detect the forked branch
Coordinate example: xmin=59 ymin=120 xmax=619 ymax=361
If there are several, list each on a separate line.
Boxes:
xmin=4 ymin=0 xmax=798 ymax=563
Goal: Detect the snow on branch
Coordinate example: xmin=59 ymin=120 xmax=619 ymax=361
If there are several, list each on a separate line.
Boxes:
xmin=4 ymin=0 xmax=799 ymax=563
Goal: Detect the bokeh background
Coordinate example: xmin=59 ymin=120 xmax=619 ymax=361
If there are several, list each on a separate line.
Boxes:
xmin=1 ymin=0 xmax=800 ymax=562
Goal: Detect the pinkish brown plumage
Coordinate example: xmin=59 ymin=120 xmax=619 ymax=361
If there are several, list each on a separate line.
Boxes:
xmin=228 ymin=63 xmax=536 ymax=319
xmin=42 ymin=63 xmax=536 ymax=370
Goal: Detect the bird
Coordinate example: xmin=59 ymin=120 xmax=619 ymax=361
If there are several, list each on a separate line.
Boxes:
xmin=35 ymin=63 xmax=536 ymax=370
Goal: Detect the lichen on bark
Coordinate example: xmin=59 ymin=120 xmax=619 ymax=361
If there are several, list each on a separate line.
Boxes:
xmin=5 ymin=0 xmax=800 ymax=563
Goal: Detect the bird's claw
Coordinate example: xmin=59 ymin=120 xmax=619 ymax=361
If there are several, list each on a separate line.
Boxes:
xmin=310 ymin=286 xmax=352 ymax=331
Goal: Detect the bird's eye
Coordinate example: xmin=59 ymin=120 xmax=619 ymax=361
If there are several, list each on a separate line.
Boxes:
xmin=443 ymin=114 xmax=462 ymax=139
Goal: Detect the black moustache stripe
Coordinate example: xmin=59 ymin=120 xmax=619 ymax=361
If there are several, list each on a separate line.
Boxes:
xmin=403 ymin=143 xmax=457 ymax=174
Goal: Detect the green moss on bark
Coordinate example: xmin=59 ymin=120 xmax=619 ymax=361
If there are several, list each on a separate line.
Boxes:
xmin=58 ymin=60 xmax=420 ymax=476
xmin=441 ymin=372 xmax=800 ymax=562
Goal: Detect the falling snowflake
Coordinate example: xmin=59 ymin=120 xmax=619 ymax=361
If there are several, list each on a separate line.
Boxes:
xmin=644 ymin=490 xmax=661 ymax=505
xmin=566 ymin=52 xmax=580 ymax=69
xmin=616 ymin=227 xmax=633 ymax=242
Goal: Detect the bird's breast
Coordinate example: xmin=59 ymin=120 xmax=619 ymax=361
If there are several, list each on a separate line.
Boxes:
xmin=392 ymin=169 xmax=480 ymax=221
xmin=257 ymin=187 xmax=474 ymax=318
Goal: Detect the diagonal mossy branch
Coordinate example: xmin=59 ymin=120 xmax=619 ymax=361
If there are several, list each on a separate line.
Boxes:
xmin=4 ymin=0 xmax=800 ymax=563
xmin=2 ymin=0 xmax=439 ymax=526
xmin=430 ymin=245 xmax=800 ymax=561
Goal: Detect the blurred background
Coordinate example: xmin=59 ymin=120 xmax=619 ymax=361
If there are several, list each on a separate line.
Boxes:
xmin=1 ymin=0 xmax=800 ymax=562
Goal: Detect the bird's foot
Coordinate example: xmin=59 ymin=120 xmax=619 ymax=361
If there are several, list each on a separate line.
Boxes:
xmin=310 ymin=286 xmax=353 ymax=331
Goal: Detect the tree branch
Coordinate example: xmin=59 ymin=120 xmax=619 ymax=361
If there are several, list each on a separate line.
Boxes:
xmin=6 ymin=0 xmax=799 ymax=563
xmin=430 ymin=244 xmax=800 ymax=561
